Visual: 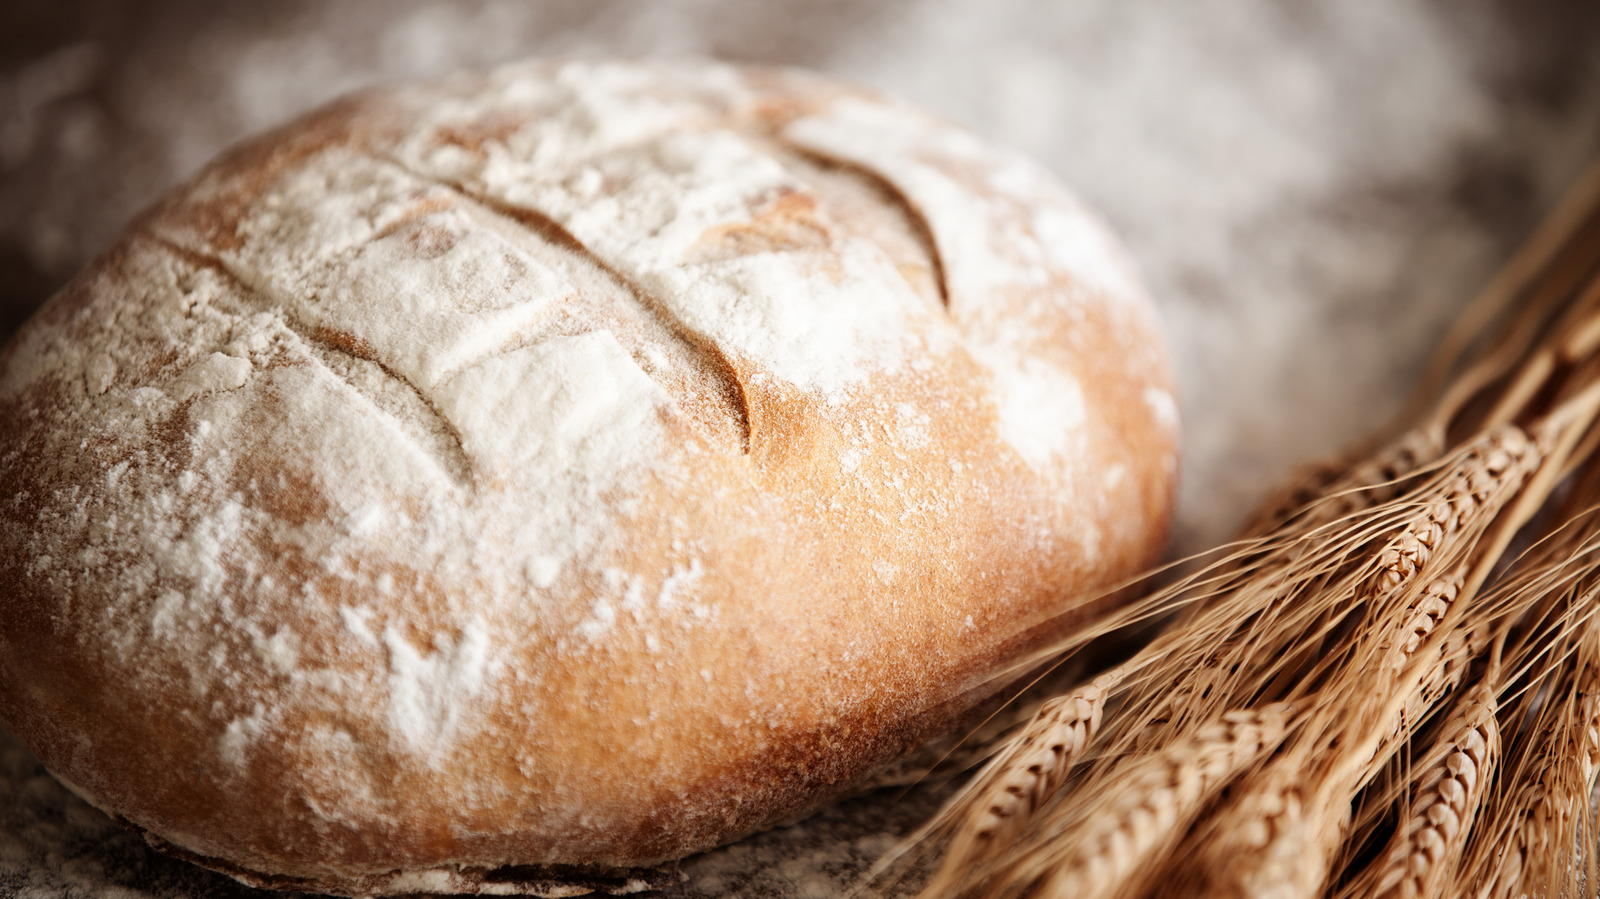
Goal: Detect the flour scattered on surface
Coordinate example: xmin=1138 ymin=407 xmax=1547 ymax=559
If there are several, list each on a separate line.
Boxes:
xmin=657 ymin=559 xmax=704 ymax=610
xmin=150 ymin=498 xmax=244 ymax=597
xmin=171 ymin=351 xmax=251 ymax=401
xmin=256 ymin=629 xmax=300 ymax=676
xmin=872 ymin=559 xmax=899 ymax=585
xmin=383 ymin=620 xmax=493 ymax=756
xmin=838 ymin=447 xmax=864 ymax=475
xmin=345 ymin=503 xmax=387 ymax=538
xmin=219 ymin=707 xmax=270 ymax=769
xmin=981 ymin=354 xmax=1088 ymax=470
xmin=577 ymin=598 xmax=619 ymax=642
xmin=1103 ymin=464 xmax=1129 ymax=493
xmin=526 ymin=555 xmax=562 ymax=589
xmin=1030 ymin=203 xmax=1139 ymax=300
xmin=1144 ymin=385 xmax=1180 ymax=434
xmin=84 ymin=354 xmax=116 ymax=395
xmin=341 ymin=605 xmax=380 ymax=649
xmin=148 ymin=589 xmax=187 ymax=640
xmin=894 ymin=402 xmax=931 ymax=451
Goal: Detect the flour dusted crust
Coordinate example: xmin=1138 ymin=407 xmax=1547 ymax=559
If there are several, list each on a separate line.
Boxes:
xmin=0 ymin=59 xmax=1177 ymax=895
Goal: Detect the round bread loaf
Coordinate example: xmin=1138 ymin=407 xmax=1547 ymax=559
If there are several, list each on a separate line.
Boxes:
xmin=0 ymin=59 xmax=1177 ymax=895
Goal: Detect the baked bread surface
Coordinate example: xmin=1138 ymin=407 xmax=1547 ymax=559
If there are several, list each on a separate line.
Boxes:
xmin=0 ymin=59 xmax=1177 ymax=895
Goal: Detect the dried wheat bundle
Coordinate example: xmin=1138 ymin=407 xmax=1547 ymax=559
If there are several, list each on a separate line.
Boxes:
xmin=1144 ymin=571 xmax=1483 ymax=899
xmin=1456 ymin=543 xmax=1600 ymax=899
xmin=1337 ymin=660 xmax=1502 ymax=899
xmin=873 ymin=159 xmax=1600 ymax=899
xmin=1332 ymin=510 xmax=1600 ymax=894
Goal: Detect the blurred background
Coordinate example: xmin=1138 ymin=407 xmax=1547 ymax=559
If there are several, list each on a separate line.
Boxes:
xmin=3 ymin=1 xmax=1599 ymax=896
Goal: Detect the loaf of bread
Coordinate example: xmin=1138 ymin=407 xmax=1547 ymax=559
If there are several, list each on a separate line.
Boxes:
xmin=0 ymin=59 xmax=1177 ymax=896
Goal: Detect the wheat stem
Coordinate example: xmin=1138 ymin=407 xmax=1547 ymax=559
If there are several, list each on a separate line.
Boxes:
xmin=912 ymin=668 xmax=1123 ymax=895
xmin=1023 ymin=703 xmax=1294 ymax=899
xmin=1341 ymin=662 xmax=1502 ymax=899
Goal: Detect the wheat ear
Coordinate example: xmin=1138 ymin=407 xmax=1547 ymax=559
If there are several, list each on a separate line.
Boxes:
xmin=1488 ymin=638 xmax=1600 ymax=897
xmin=1155 ymin=429 xmax=1536 ymax=899
xmin=1345 ymin=676 xmax=1501 ymax=899
xmin=1161 ymin=758 xmax=1341 ymax=899
xmin=1462 ymin=658 xmax=1574 ymax=899
xmin=1043 ymin=428 xmax=1530 ymax=899
xmin=1163 ymin=582 xmax=1468 ymax=899
xmin=914 ymin=667 xmax=1122 ymax=891
xmin=1162 ymin=565 xmax=1489 ymax=898
xmin=1014 ymin=703 xmax=1294 ymax=899
xmin=1473 ymin=783 xmax=1559 ymax=899
xmin=1246 ymin=429 xmax=1447 ymax=539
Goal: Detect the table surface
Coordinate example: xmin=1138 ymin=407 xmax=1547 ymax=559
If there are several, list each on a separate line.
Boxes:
xmin=3 ymin=1 xmax=1599 ymax=896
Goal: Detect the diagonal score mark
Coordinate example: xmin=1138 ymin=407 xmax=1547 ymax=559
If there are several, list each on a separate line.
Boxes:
xmin=145 ymin=233 xmax=478 ymax=488
xmin=372 ymin=153 xmax=754 ymax=456
xmin=778 ymin=143 xmax=951 ymax=312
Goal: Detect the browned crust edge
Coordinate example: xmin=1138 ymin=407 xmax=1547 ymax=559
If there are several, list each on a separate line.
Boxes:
xmin=125 ymin=814 xmax=683 ymax=898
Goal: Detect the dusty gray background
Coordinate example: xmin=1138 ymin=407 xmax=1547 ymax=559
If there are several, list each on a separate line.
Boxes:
xmin=3 ymin=1 xmax=1599 ymax=896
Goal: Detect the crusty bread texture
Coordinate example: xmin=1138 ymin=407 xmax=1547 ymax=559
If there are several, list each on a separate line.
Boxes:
xmin=0 ymin=58 xmax=1177 ymax=896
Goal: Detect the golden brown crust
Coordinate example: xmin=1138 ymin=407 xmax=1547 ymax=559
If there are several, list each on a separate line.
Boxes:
xmin=0 ymin=59 xmax=1177 ymax=895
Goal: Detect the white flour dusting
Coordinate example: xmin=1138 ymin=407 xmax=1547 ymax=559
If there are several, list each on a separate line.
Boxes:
xmin=383 ymin=620 xmax=494 ymax=757
xmin=981 ymin=355 xmax=1089 ymax=471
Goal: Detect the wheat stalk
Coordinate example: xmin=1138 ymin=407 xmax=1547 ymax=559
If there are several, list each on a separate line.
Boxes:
xmin=909 ymin=667 xmax=1122 ymax=891
xmin=1022 ymin=703 xmax=1295 ymax=899
xmin=1474 ymin=780 xmax=1561 ymax=899
xmin=1095 ymin=411 xmax=1579 ymax=899
xmin=1246 ymin=429 xmax=1448 ymax=540
xmin=1394 ymin=623 xmax=1485 ymax=749
xmin=1470 ymin=621 xmax=1600 ymax=898
xmin=1038 ymin=429 xmax=1532 ymax=899
xmin=1155 ymin=567 xmax=1488 ymax=899
xmin=950 ymin=405 xmax=1584 ymax=899
xmin=1155 ymin=758 xmax=1335 ymax=899
xmin=1340 ymin=671 xmax=1502 ymax=899
xmin=1383 ymin=685 xmax=1499 ymax=899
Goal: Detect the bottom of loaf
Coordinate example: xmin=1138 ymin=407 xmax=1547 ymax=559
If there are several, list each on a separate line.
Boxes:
xmin=122 ymin=814 xmax=684 ymax=899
